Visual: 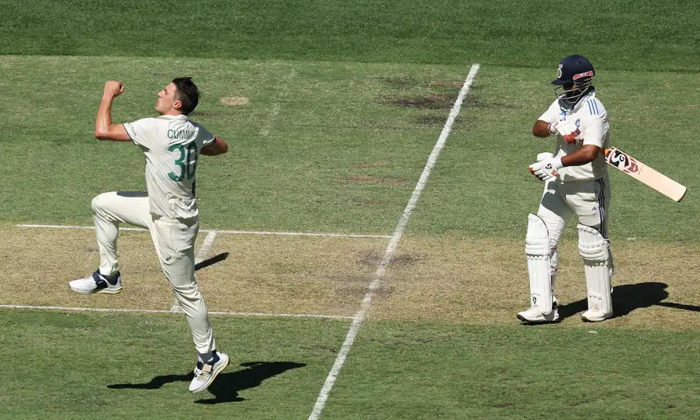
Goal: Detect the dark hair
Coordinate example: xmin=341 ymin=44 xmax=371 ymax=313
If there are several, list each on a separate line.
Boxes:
xmin=171 ymin=77 xmax=199 ymax=115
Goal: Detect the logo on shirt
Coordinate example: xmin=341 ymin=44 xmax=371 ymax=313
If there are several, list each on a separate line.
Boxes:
xmin=168 ymin=128 xmax=195 ymax=140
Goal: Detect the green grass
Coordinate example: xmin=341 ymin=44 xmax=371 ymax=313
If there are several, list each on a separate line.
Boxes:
xmin=2 ymin=0 xmax=700 ymax=419
xmin=325 ymin=321 xmax=700 ymax=420
xmin=2 ymin=0 xmax=699 ymax=71
xmin=0 ymin=57 xmax=698 ymax=241
xmin=0 ymin=310 xmax=349 ymax=420
xmin=4 ymin=310 xmax=700 ymax=419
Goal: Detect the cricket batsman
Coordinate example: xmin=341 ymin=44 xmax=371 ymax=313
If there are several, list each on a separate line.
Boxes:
xmin=518 ymin=55 xmax=614 ymax=324
xmin=68 ymin=78 xmax=230 ymax=392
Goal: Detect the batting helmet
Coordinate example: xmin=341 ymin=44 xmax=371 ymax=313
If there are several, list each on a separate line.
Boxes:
xmin=552 ymin=55 xmax=595 ymax=109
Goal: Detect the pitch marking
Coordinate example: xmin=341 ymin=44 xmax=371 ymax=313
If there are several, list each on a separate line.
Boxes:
xmin=16 ymin=224 xmax=391 ymax=239
xmin=308 ymin=63 xmax=481 ymax=420
xmin=0 ymin=304 xmax=353 ymax=319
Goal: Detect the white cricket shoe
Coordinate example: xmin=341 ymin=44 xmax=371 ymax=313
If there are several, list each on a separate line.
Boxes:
xmin=69 ymin=270 xmax=122 ymax=294
xmin=189 ymin=351 xmax=229 ymax=393
xmin=581 ymin=309 xmax=612 ymax=322
xmin=517 ymin=304 xmax=559 ymax=324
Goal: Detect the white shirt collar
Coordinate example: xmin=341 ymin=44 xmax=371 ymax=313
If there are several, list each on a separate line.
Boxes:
xmin=157 ymin=114 xmax=188 ymax=120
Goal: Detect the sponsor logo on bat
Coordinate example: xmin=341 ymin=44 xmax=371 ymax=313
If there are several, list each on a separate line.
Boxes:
xmin=606 ymin=149 xmax=639 ymax=174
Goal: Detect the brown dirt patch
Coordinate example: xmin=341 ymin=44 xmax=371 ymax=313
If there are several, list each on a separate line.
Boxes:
xmin=194 ymin=234 xmax=387 ymax=316
xmin=0 ymin=225 xmax=386 ymax=317
xmin=382 ymin=93 xmax=458 ymax=109
xmin=0 ymin=226 xmax=179 ymax=309
xmin=369 ymin=236 xmax=700 ymax=331
xmin=5 ymin=225 xmax=700 ymax=332
xmin=219 ymin=96 xmax=250 ymax=106
xmin=427 ymin=80 xmax=463 ymax=88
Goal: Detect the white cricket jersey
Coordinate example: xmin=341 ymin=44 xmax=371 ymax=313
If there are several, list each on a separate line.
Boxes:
xmin=123 ymin=114 xmax=216 ymax=219
xmin=539 ymin=90 xmax=610 ymax=182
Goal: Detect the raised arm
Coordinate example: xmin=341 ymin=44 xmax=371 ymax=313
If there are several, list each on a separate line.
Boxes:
xmin=95 ymin=81 xmax=131 ymax=141
xmin=201 ymin=136 xmax=228 ymax=156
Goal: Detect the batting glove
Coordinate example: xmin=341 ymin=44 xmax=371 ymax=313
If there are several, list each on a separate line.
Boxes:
xmin=551 ymin=119 xmax=581 ymax=144
xmin=529 ymin=153 xmax=563 ymax=182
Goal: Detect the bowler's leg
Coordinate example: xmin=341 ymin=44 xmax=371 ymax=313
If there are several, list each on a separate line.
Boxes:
xmin=150 ymin=217 xmax=228 ymax=392
xmin=92 ymin=191 xmax=152 ymax=275
xmin=69 ymin=191 xmax=151 ymax=294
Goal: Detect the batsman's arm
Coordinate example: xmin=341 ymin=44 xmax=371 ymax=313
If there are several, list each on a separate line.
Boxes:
xmin=560 ymin=145 xmax=600 ymax=167
xmin=95 ymin=81 xmax=131 ymax=142
xmin=200 ymin=136 xmax=228 ymax=156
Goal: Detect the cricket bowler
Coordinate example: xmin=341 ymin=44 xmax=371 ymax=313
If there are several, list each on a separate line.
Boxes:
xmin=519 ymin=55 xmax=614 ymax=324
xmin=69 ymin=78 xmax=230 ymax=392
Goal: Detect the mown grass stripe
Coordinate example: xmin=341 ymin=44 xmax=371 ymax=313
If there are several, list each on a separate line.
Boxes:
xmin=309 ymin=63 xmax=480 ymax=420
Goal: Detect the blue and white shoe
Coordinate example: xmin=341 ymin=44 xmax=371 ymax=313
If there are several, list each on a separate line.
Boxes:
xmin=189 ymin=351 xmax=229 ymax=393
xmin=69 ymin=270 xmax=122 ymax=294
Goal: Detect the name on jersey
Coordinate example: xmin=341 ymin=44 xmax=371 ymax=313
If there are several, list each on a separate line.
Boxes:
xmin=168 ymin=128 xmax=195 ymax=140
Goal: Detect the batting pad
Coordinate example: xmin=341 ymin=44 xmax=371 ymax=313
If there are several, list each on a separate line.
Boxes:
xmin=577 ymin=224 xmax=612 ymax=314
xmin=525 ymin=214 xmax=553 ymax=315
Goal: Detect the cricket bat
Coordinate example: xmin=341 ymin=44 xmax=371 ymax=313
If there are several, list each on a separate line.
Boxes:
xmin=604 ymin=147 xmax=687 ymax=202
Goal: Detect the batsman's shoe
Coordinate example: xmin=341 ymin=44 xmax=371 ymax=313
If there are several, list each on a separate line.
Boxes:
xmin=581 ymin=309 xmax=612 ymax=322
xmin=189 ymin=351 xmax=229 ymax=393
xmin=517 ymin=303 xmax=560 ymax=324
xmin=69 ymin=271 xmax=122 ymax=294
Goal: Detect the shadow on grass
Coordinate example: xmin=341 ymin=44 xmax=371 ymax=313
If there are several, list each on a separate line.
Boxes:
xmin=558 ymin=281 xmax=700 ymax=320
xmin=107 ymin=361 xmax=306 ymax=404
xmin=194 ymin=252 xmax=229 ymax=271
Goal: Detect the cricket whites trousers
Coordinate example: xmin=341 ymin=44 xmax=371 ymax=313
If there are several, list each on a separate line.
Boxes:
xmin=537 ymin=176 xmax=611 ymax=242
xmin=90 ymin=191 xmax=216 ymax=355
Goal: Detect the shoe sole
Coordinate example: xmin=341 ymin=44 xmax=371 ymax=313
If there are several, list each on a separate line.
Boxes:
xmin=190 ymin=354 xmax=230 ymax=393
xmin=69 ymin=286 xmax=122 ymax=294
xmin=517 ymin=314 xmax=560 ymax=324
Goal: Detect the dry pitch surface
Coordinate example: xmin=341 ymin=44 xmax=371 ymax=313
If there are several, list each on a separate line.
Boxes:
xmin=3 ymin=225 xmax=700 ymax=331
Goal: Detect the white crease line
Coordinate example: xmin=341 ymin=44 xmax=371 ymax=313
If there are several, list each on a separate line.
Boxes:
xmin=170 ymin=230 xmax=218 ymax=312
xmin=308 ymin=64 xmax=481 ymax=420
xmin=212 ymin=229 xmax=391 ymax=239
xmin=196 ymin=231 xmax=218 ymax=265
xmin=0 ymin=304 xmax=353 ymax=319
xmin=15 ymin=224 xmax=391 ymax=239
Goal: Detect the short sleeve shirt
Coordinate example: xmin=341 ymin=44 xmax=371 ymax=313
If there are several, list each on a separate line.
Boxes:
xmin=538 ymin=91 xmax=610 ymax=182
xmin=123 ymin=114 xmax=216 ymax=219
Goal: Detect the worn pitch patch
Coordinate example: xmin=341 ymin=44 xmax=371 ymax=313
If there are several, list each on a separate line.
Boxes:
xmin=5 ymin=224 xmax=700 ymax=331
xmin=219 ymin=96 xmax=250 ymax=106
xmin=369 ymin=236 xmax=700 ymax=331
xmin=0 ymin=225 xmax=385 ymax=317
xmin=0 ymin=226 xmax=172 ymax=310
xmin=197 ymin=234 xmax=387 ymax=317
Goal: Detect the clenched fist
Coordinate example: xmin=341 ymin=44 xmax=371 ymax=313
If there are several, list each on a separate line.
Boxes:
xmin=103 ymin=81 xmax=124 ymax=98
